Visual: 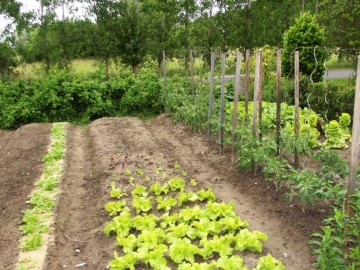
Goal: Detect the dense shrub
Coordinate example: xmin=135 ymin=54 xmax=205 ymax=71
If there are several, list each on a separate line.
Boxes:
xmin=0 ymin=70 xmax=163 ymax=129
xmin=120 ymin=72 xmax=163 ymax=115
xmin=299 ymin=78 xmax=355 ymax=120
xmin=248 ymin=76 xmax=355 ymax=120
xmin=283 ymin=12 xmax=326 ymax=82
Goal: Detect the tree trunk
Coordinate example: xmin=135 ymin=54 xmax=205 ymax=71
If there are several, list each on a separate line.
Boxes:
xmin=105 ymin=58 xmax=109 ymax=79
xmin=132 ymin=63 xmax=140 ymax=74
xmin=157 ymin=57 xmax=162 ymax=74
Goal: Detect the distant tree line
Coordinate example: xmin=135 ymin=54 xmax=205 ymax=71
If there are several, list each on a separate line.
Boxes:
xmin=0 ymin=0 xmax=359 ymax=76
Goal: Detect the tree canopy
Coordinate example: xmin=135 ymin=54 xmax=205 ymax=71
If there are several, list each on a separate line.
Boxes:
xmin=0 ymin=0 xmax=357 ymax=74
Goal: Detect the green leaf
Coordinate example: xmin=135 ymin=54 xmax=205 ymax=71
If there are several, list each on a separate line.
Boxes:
xmin=168 ymin=177 xmax=186 ymax=191
xmin=109 ymin=251 xmax=137 ymax=270
xmin=233 ymin=229 xmax=268 ymax=253
xmin=132 ymin=195 xmax=152 ymax=214
xmin=105 ymin=200 xmax=127 ymax=216
xmin=157 ymin=196 xmax=177 ymax=212
xmin=197 ymin=189 xmax=216 ymax=202
xmin=169 ymin=238 xmax=200 ymax=264
xmin=253 ymin=254 xmax=285 ymax=270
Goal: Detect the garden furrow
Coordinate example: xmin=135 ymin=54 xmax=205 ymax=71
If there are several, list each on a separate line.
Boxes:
xmin=0 ymin=124 xmax=52 ymax=270
xmin=45 ymin=125 xmax=114 ymax=269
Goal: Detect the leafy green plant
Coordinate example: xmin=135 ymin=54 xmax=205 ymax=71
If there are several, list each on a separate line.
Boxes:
xmin=110 ymin=181 xmax=123 ymax=199
xmin=105 ymin=168 xmax=283 ymax=269
xmin=156 ymin=196 xmax=177 ymax=212
xmin=168 ymin=177 xmax=186 ymax=191
xmin=254 ymin=254 xmax=285 ymax=270
xmin=177 ymin=190 xmax=198 ymax=207
xmin=169 ymin=238 xmax=200 ymax=264
xmin=132 ymin=185 xmax=148 ymax=197
xmin=35 ymin=176 xmax=57 ymax=191
xmin=323 ymin=120 xmax=348 ymax=149
xmin=310 ymin=193 xmax=360 ymax=269
xmin=21 ymin=233 xmax=42 ymax=251
xmin=132 ymin=195 xmax=153 ymax=214
xmin=105 ymin=201 xmax=127 ymax=216
xmin=197 ymin=189 xmax=216 ymax=202
xmin=150 ymin=182 xmax=169 ymax=196
xmin=313 ymin=149 xmax=349 ymax=181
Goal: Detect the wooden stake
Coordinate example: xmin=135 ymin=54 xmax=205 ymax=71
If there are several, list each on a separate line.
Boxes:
xmin=276 ymin=49 xmax=282 ymax=155
xmin=208 ymin=53 xmax=215 ymax=141
xmin=252 ymin=50 xmax=262 ymax=137
xmin=245 ymin=49 xmax=250 ymax=116
xmin=163 ymin=50 xmax=167 ymax=111
xmin=346 ymin=55 xmax=360 ymax=217
xmin=220 ymin=52 xmax=226 ymax=154
xmin=232 ymin=53 xmax=243 ymax=162
xmin=190 ymin=49 xmax=195 ymax=95
xmin=258 ymin=51 xmax=263 ymax=141
xmin=294 ymin=51 xmax=300 ymax=167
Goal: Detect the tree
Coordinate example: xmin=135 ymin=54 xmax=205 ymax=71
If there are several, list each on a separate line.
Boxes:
xmin=318 ymin=0 xmax=360 ymax=60
xmin=143 ymin=0 xmax=178 ymax=71
xmin=0 ymin=42 xmax=17 ymax=77
xmin=116 ymin=0 xmax=148 ymax=73
xmin=282 ymin=12 xmax=326 ymax=82
xmin=87 ymin=0 xmax=119 ymax=77
xmin=175 ymin=0 xmax=198 ymax=69
xmin=0 ymin=0 xmax=21 ymax=19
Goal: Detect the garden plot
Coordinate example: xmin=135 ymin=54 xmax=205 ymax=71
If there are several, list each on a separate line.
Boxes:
xmin=1 ymin=116 xmax=326 ymax=269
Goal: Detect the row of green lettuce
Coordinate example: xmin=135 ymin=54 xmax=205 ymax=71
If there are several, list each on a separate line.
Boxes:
xmin=165 ymin=78 xmax=359 ymax=269
xmin=105 ymin=166 xmax=285 ymax=270
xmin=0 ymin=70 xmax=163 ymax=129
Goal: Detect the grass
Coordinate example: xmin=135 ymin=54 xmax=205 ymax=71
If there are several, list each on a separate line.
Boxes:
xmin=325 ymin=54 xmax=354 ymax=70
xmin=15 ymin=59 xmax=131 ymax=79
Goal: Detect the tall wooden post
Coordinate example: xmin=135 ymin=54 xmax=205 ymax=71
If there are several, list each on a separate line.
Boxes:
xmin=232 ymin=53 xmax=243 ymax=162
xmin=208 ymin=53 xmax=215 ymax=141
xmin=276 ymin=49 xmax=282 ymax=155
xmin=220 ymin=52 xmax=226 ymax=154
xmin=190 ymin=49 xmax=195 ymax=95
xmin=245 ymin=49 xmax=250 ymax=116
xmin=258 ymin=51 xmax=263 ymax=140
xmin=294 ymin=51 xmax=300 ymax=167
xmin=252 ymin=50 xmax=262 ymax=137
xmin=163 ymin=50 xmax=167 ymax=111
xmin=346 ymin=55 xmax=360 ymax=216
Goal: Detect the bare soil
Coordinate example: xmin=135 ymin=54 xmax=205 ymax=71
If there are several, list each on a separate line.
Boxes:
xmin=0 ymin=116 xmax=329 ymax=269
xmin=0 ymin=123 xmax=52 ymax=270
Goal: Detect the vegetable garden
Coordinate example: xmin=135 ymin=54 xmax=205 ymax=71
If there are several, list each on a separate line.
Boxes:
xmin=0 ymin=49 xmax=359 ymax=270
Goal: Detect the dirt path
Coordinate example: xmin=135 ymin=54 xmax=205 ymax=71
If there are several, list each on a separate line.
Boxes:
xmin=45 ymin=125 xmax=114 ymax=269
xmin=0 ymin=123 xmax=52 ymax=270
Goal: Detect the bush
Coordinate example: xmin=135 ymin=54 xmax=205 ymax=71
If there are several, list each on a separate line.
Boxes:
xmin=299 ymin=78 xmax=355 ymax=120
xmin=120 ymin=72 xmax=163 ymax=115
xmin=0 ymin=69 xmax=163 ymax=129
xmin=283 ymin=12 xmax=326 ymax=82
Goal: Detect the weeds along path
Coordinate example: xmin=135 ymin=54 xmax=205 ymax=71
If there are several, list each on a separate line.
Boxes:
xmin=0 ymin=124 xmax=52 ymax=270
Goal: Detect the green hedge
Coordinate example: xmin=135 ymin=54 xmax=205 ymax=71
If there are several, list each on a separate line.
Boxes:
xmin=0 ymin=70 xmax=163 ymax=129
xmin=251 ymin=77 xmax=355 ymax=120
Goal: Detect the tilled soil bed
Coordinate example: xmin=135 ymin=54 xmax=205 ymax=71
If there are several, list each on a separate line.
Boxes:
xmin=1 ymin=116 xmax=327 ymax=269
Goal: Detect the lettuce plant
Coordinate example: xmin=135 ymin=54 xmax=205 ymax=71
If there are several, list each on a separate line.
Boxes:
xmin=323 ymin=120 xmax=348 ymax=149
